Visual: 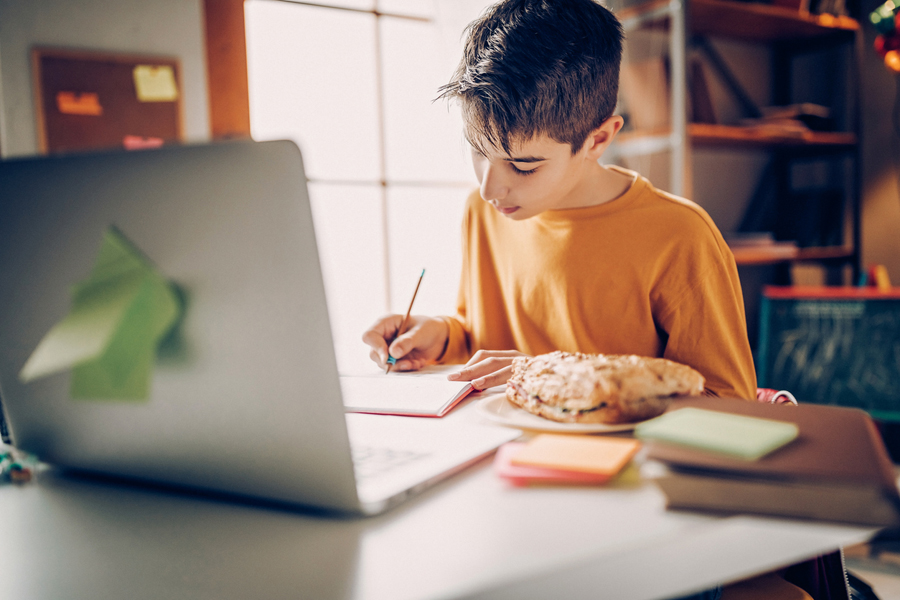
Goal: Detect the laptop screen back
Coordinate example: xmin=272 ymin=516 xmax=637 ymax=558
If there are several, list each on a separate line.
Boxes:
xmin=0 ymin=141 xmax=362 ymax=511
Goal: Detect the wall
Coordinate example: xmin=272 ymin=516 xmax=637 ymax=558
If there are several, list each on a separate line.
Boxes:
xmin=0 ymin=0 xmax=209 ymax=158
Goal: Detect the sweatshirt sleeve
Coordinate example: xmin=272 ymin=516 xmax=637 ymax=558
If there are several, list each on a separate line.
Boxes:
xmin=657 ymin=246 xmax=757 ymax=401
xmin=437 ymin=315 xmax=471 ymax=364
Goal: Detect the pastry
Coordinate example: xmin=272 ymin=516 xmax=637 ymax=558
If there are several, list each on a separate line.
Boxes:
xmin=505 ymin=351 xmax=705 ymax=424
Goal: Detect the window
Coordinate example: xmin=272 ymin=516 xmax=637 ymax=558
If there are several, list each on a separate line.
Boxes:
xmin=245 ymin=0 xmax=493 ymax=372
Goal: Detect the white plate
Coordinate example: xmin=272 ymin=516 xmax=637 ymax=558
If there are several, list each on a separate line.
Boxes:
xmin=475 ymin=393 xmax=639 ymax=433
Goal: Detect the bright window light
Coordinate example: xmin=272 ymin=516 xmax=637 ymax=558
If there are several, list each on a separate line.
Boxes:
xmin=380 ymin=17 xmax=470 ymax=183
xmin=387 ymin=186 xmax=467 ymax=316
xmin=245 ymin=1 xmax=380 ymax=181
xmin=245 ymin=0 xmax=491 ymax=371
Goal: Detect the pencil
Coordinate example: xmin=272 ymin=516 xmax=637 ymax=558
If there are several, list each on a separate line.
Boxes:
xmin=386 ymin=268 xmax=425 ymax=374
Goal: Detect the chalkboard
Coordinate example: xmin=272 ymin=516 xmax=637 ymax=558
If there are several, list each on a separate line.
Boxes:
xmin=758 ymin=286 xmax=900 ymax=421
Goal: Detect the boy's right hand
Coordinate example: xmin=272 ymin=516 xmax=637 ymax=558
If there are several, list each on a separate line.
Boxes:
xmin=362 ymin=315 xmax=449 ymax=372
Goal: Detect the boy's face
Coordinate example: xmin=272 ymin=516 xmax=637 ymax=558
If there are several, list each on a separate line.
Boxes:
xmin=470 ymin=133 xmax=604 ymax=220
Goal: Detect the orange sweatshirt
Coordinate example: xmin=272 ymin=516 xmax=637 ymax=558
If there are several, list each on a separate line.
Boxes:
xmin=438 ymin=166 xmax=757 ymax=400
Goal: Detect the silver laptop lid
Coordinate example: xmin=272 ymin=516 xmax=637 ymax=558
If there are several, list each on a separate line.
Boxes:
xmin=0 ymin=140 xmax=362 ymax=512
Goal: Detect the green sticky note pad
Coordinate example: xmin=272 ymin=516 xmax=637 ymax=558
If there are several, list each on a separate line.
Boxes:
xmin=635 ymin=407 xmax=799 ymax=460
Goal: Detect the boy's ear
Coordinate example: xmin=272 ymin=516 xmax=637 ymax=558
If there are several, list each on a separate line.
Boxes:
xmin=583 ymin=115 xmax=624 ymax=160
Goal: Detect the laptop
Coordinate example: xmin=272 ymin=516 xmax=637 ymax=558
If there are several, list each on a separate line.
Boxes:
xmin=0 ymin=140 xmax=518 ymax=515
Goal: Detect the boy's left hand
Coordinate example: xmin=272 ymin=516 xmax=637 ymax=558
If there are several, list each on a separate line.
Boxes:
xmin=447 ymin=349 xmax=528 ymax=391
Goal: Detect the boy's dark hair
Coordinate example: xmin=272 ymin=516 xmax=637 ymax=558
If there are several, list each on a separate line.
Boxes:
xmin=437 ymin=0 xmax=624 ymax=156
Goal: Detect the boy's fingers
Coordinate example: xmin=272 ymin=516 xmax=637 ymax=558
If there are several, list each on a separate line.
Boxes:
xmin=361 ymin=327 xmax=391 ymax=353
xmin=387 ymin=327 xmax=424 ymax=361
xmin=363 ymin=315 xmax=405 ymax=341
xmin=463 ymin=349 xmax=492 ymax=367
xmin=387 ymin=339 xmax=406 ymax=361
xmin=471 ymin=365 xmax=513 ymax=391
xmin=451 ymin=356 xmax=512 ymax=382
xmin=391 ymin=357 xmax=424 ymax=372
xmin=451 ymin=366 xmax=475 ymax=382
xmin=463 ymin=349 xmax=524 ymax=368
xmin=368 ymin=348 xmax=387 ymax=368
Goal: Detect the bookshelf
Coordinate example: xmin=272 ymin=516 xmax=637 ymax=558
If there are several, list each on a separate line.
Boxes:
xmin=614 ymin=0 xmax=862 ymax=276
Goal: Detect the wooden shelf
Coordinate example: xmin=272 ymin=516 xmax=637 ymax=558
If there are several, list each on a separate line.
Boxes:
xmin=618 ymin=0 xmax=859 ymax=41
xmin=794 ymin=247 xmax=856 ymax=262
xmin=732 ymin=246 xmax=798 ymax=265
xmin=616 ymin=124 xmax=856 ymax=151
xmin=732 ymin=245 xmax=854 ymax=266
xmin=690 ymin=123 xmax=856 ymax=149
xmin=692 ymin=0 xmax=858 ymax=41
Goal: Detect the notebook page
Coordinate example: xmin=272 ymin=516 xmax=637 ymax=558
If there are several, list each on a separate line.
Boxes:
xmin=340 ymin=366 xmax=472 ymax=416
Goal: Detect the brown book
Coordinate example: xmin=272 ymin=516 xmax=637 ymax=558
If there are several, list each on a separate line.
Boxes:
xmin=647 ymin=397 xmax=900 ymax=526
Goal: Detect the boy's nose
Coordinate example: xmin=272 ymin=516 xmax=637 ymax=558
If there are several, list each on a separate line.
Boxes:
xmin=479 ymin=163 xmax=509 ymax=202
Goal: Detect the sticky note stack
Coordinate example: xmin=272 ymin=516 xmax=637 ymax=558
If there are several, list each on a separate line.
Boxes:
xmin=494 ymin=434 xmax=641 ymax=486
xmin=634 ymin=407 xmax=799 ymax=460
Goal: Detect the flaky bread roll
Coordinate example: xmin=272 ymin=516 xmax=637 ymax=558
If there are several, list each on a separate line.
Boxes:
xmin=505 ymin=351 xmax=705 ymax=424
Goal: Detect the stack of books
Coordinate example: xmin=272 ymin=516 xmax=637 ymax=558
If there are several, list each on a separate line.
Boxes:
xmin=640 ymin=397 xmax=900 ymax=526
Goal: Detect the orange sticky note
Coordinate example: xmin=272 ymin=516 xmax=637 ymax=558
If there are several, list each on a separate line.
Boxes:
xmin=56 ymin=91 xmax=103 ymax=116
xmin=494 ymin=442 xmax=619 ymax=486
xmin=511 ymin=434 xmax=641 ymax=475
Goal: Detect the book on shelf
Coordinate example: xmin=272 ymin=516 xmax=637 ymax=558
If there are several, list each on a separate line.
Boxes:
xmin=725 ymin=232 xmax=799 ymax=261
xmin=738 ymin=103 xmax=835 ymax=139
xmin=762 ymin=103 xmax=834 ymax=131
xmin=646 ymin=396 xmax=900 ymax=527
xmin=738 ymin=118 xmax=812 ymax=138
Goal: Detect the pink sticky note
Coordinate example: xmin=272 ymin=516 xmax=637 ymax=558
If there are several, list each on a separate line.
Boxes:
xmin=123 ymin=135 xmax=164 ymax=151
xmin=494 ymin=442 xmax=619 ymax=486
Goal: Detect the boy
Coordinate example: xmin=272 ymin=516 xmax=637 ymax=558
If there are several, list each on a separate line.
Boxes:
xmin=363 ymin=0 xmax=756 ymax=400
xmin=362 ymin=5 xmax=830 ymax=595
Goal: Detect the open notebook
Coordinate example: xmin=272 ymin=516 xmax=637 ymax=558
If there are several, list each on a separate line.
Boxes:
xmin=340 ymin=365 xmax=474 ymax=417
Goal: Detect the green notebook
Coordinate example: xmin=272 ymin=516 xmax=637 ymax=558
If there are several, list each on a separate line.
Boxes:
xmin=635 ymin=407 xmax=799 ymax=460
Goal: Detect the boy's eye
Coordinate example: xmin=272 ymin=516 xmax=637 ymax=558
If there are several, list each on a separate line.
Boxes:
xmin=511 ymin=164 xmax=538 ymax=176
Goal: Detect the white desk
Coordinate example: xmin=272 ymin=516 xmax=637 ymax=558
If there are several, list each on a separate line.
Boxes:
xmin=0 ymin=402 xmax=878 ymax=600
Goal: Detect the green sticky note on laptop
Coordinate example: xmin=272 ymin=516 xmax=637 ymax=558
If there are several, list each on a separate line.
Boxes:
xmin=19 ymin=226 xmax=180 ymax=400
xmin=635 ymin=407 xmax=799 ymax=460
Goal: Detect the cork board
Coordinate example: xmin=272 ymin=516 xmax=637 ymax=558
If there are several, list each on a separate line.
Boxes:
xmin=33 ymin=48 xmax=184 ymax=154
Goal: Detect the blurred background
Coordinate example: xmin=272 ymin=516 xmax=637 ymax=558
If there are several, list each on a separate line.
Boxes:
xmin=0 ymin=0 xmax=898 ymax=375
